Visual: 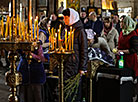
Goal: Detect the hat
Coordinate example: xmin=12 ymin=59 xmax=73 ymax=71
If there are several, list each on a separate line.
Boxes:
xmin=85 ymin=29 xmax=96 ymax=39
xmin=89 ymin=12 xmax=97 ymax=16
xmin=81 ymin=7 xmax=86 ymax=12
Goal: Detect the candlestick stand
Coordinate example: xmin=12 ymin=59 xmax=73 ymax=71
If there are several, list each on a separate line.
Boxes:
xmin=87 ymin=60 xmax=104 ymax=102
xmin=0 ymin=41 xmax=38 ymax=102
xmin=49 ymin=50 xmax=73 ymax=102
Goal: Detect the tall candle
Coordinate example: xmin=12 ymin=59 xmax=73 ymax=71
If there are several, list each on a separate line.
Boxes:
xmin=68 ymin=32 xmax=71 ymax=51
xmin=15 ymin=22 xmax=17 ymax=37
xmin=65 ymin=29 xmax=67 ymax=50
xmin=58 ymin=29 xmax=61 ymax=49
xmin=1 ymin=17 xmax=4 ymax=37
xmin=37 ymin=23 xmax=39 ymax=41
xmin=19 ymin=19 xmax=21 ymax=40
xmin=30 ymin=17 xmax=33 ymax=41
xmin=48 ymin=27 xmax=51 ymax=50
xmin=51 ymin=28 xmax=54 ymax=50
xmin=36 ymin=17 xmax=39 ymax=41
xmin=55 ymin=33 xmax=57 ymax=51
xmin=22 ymin=22 xmax=25 ymax=41
xmin=9 ymin=17 xmax=13 ymax=41
xmin=5 ymin=16 xmax=10 ymax=39
xmin=34 ymin=19 xmax=37 ymax=41
xmin=72 ymin=29 xmax=74 ymax=50
xmin=70 ymin=26 xmax=72 ymax=34
xmin=26 ymin=26 xmax=28 ymax=41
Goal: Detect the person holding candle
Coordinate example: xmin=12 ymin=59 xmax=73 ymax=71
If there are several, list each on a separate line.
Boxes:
xmin=62 ymin=8 xmax=88 ymax=102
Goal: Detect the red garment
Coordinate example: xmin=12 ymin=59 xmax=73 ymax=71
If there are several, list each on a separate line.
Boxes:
xmin=117 ymin=31 xmax=138 ymax=76
xmin=136 ymin=29 xmax=138 ymax=34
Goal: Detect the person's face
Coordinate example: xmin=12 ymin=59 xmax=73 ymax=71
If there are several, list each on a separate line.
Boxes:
xmin=51 ymin=14 xmax=57 ymax=21
xmin=113 ymin=15 xmax=119 ymax=21
xmin=80 ymin=12 xmax=86 ymax=18
xmin=64 ymin=16 xmax=70 ymax=25
xmin=104 ymin=21 xmax=111 ymax=28
xmin=89 ymin=15 xmax=96 ymax=21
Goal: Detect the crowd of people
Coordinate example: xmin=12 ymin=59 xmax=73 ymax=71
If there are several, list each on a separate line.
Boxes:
xmin=1 ymin=7 xmax=138 ymax=102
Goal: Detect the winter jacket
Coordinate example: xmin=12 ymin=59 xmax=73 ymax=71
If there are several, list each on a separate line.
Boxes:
xmin=17 ymin=46 xmax=46 ymax=84
xmin=101 ymin=27 xmax=119 ymax=58
xmin=63 ymin=20 xmax=88 ymax=80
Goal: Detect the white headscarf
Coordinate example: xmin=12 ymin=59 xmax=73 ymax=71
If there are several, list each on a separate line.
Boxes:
xmin=68 ymin=8 xmax=80 ymax=26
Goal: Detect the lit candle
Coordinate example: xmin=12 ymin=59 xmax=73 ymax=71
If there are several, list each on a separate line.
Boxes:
xmin=22 ymin=22 xmax=25 ymax=41
xmin=48 ymin=27 xmax=51 ymax=34
xmin=72 ymin=29 xmax=74 ymax=50
xmin=65 ymin=29 xmax=68 ymax=50
xmin=15 ymin=22 xmax=17 ymax=37
xmin=17 ymin=15 xmax=19 ymax=24
xmin=9 ymin=17 xmax=13 ymax=41
xmin=51 ymin=28 xmax=54 ymax=50
xmin=1 ymin=17 xmax=4 ymax=37
xmin=58 ymin=29 xmax=61 ymax=49
xmin=30 ymin=17 xmax=33 ymax=41
xmin=26 ymin=26 xmax=28 ymax=41
xmin=5 ymin=16 xmax=10 ymax=39
xmin=34 ymin=18 xmax=37 ymax=41
xmin=48 ymin=27 xmax=51 ymax=50
xmin=55 ymin=33 xmax=57 ymax=51
xmin=68 ymin=32 xmax=71 ymax=51
xmin=36 ymin=17 xmax=39 ymax=41
xmin=19 ymin=19 xmax=21 ymax=40
xmin=70 ymin=26 xmax=72 ymax=34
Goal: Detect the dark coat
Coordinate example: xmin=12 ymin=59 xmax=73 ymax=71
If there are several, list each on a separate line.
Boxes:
xmin=64 ymin=20 xmax=88 ymax=80
xmin=84 ymin=19 xmax=103 ymax=36
xmin=17 ymin=50 xmax=46 ymax=84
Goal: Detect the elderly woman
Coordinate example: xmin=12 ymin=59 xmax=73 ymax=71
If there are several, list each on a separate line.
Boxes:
xmin=117 ymin=16 xmax=138 ymax=76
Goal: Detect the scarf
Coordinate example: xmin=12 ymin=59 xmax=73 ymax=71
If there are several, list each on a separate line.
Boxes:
xmin=104 ymin=22 xmax=112 ymax=35
xmin=122 ymin=16 xmax=136 ymax=35
xmin=68 ymin=8 xmax=80 ymax=26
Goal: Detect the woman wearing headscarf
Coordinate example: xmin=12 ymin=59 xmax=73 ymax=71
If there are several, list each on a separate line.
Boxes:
xmin=39 ymin=16 xmax=50 ymax=61
xmin=117 ymin=16 xmax=138 ymax=76
xmin=62 ymin=8 xmax=88 ymax=102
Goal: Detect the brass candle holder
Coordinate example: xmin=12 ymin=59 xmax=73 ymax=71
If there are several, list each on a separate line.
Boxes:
xmin=0 ymin=15 xmax=40 ymax=102
xmin=48 ymin=26 xmax=74 ymax=102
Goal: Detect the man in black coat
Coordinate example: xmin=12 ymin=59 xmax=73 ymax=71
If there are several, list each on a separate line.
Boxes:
xmin=62 ymin=8 xmax=88 ymax=102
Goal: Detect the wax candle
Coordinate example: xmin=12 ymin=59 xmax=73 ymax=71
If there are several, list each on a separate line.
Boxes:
xmin=51 ymin=28 xmax=54 ymax=50
xmin=30 ymin=17 xmax=33 ymax=41
xmin=36 ymin=17 xmax=39 ymax=41
xmin=19 ymin=19 xmax=21 ymax=40
xmin=34 ymin=19 xmax=37 ymax=41
xmin=48 ymin=27 xmax=51 ymax=50
xmin=5 ymin=16 xmax=10 ymax=39
xmin=72 ymin=29 xmax=74 ymax=50
xmin=55 ymin=33 xmax=57 ymax=51
xmin=9 ymin=17 xmax=13 ymax=41
xmin=68 ymin=32 xmax=71 ymax=51
xmin=70 ymin=26 xmax=72 ymax=34
xmin=22 ymin=22 xmax=25 ymax=41
xmin=58 ymin=29 xmax=61 ymax=49
xmin=1 ymin=17 xmax=4 ymax=37
xmin=15 ymin=23 xmax=17 ymax=37
xmin=65 ymin=29 xmax=67 ymax=50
